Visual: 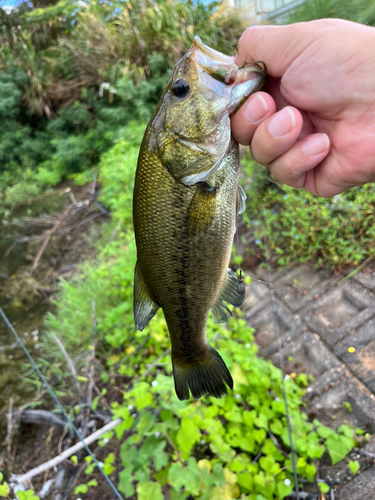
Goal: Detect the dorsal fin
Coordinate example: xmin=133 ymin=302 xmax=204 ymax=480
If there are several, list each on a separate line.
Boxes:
xmin=133 ymin=262 xmax=159 ymax=331
xmin=211 ymin=268 xmax=246 ymax=324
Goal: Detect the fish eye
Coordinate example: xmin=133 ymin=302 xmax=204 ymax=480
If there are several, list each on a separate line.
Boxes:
xmin=171 ymin=78 xmax=190 ymax=98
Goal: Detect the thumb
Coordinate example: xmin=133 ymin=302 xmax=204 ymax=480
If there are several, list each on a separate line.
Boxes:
xmin=235 ymin=19 xmax=362 ymax=78
xmin=235 ymin=23 xmax=313 ymax=78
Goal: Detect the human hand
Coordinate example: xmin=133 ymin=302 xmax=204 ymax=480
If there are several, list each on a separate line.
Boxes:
xmin=231 ymin=19 xmax=375 ymax=197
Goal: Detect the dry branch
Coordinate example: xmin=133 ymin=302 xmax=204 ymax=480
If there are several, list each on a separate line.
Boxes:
xmin=10 ymin=418 xmax=122 ymax=487
xmin=21 ymin=410 xmax=68 ymax=429
xmin=30 ymin=203 xmax=74 ymax=275
xmin=50 ymin=333 xmax=83 ymax=398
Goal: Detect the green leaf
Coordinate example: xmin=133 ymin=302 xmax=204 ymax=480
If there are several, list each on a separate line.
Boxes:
xmin=276 ymin=479 xmax=293 ymax=498
xmin=168 ymin=458 xmax=201 ymax=496
xmin=259 ymin=455 xmax=275 ymax=472
xmin=176 ymin=417 xmax=200 ymax=457
xmin=87 ymin=479 xmax=98 ymax=487
xmin=74 ymin=484 xmax=88 ymax=494
xmin=318 ymin=482 xmax=330 ymax=494
xmin=269 ymin=418 xmax=283 ymax=435
xmin=254 ymin=413 xmax=268 ymax=429
xmin=105 ymin=452 xmax=116 ymax=464
xmin=326 ymin=434 xmax=354 ymax=465
xmin=349 ymin=460 xmax=360 ymax=475
xmin=237 ymin=471 xmax=253 ymax=492
xmin=253 ymin=428 xmax=266 ymax=444
xmin=0 ymin=481 xmax=10 ymax=497
xmin=102 ymin=463 xmax=115 ymax=475
xmin=118 ymin=466 xmax=135 ymax=497
xmin=136 ymin=481 xmax=163 ymax=500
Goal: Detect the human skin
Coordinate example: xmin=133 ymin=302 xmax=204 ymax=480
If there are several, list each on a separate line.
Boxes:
xmin=231 ymin=19 xmax=375 ymax=197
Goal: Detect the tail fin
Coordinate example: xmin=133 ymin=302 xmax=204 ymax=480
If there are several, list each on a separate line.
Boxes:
xmin=172 ymin=347 xmax=233 ymax=400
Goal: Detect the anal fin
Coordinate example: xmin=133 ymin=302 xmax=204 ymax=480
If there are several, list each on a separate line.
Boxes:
xmin=237 ymin=185 xmax=247 ymax=215
xmin=211 ymin=268 xmax=246 ymax=324
xmin=133 ymin=262 xmax=159 ymax=331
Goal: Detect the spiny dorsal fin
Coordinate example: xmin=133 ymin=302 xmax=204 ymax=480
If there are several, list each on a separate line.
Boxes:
xmin=133 ymin=262 xmax=159 ymax=331
xmin=237 ymin=185 xmax=247 ymax=215
xmin=211 ymin=268 xmax=246 ymax=324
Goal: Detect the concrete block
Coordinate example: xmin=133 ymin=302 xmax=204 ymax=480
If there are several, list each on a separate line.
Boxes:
xmin=335 ymin=319 xmax=375 ymax=393
xmin=300 ymin=282 xmax=375 ymax=347
xmin=307 ymin=379 xmax=375 ymax=432
xmin=269 ymin=331 xmax=341 ymax=377
xmin=273 ymin=264 xmax=336 ymax=311
xmin=304 ymin=367 xmax=346 ymax=400
xmin=244 ymin=298 xmax=304 ymax=355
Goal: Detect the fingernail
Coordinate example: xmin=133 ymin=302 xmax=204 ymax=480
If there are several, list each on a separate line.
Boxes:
xmin=244 ymin=94 xmax=268 ymax=123
xmin=302 ymin=133 xmax=330 ymax=156
xmin=268 ymin=107 xmax=296 ymax=137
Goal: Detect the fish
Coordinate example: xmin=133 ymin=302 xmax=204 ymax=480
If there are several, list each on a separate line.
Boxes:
xmin=133 ymin=36 xmax=265 ymax=400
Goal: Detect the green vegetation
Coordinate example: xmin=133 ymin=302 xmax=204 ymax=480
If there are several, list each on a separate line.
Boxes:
xmin=0 ymin=0 xmax=243 ymax=214
xmin=1 ymin=1 xmax=374 ymax=498
xmin=23 ymin=124 xmax=360 ymax=500
xmin=284 ymin=0 xmax=375 ymax=25
xmin=241 ymin=157 xmax=375 ymax=268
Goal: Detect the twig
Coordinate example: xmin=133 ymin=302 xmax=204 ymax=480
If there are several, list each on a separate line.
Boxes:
xmin=21 ymin=410 xmax=68 ymax=429
xmin=137 ymin=347 xmax=171 ymax=380
xmin=10 ymin=418 xmax=122 ymax=487
xmin=106 ymin=218 xmax=123 ymax=246
xmin=353 ymin=446 xmax=375 ymax=458
xmin=267 ymin=430 xmax=289 ymax=458
xmin=30 ymin=203 xmax=74 ymax=275
xmin=6 ymin=397 xmax=14 ymax=460
xmin=89 ymin=372 xmax=112 ymax=413
xmin=50 ymin=333 xmax=83 ymax=398
xmin=251 ymin=445 xmax=263 ymax=464
xmin=338 ymin=256 xmax=374 ymax=286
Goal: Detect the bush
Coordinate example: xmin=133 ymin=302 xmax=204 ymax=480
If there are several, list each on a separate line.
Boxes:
xmin=241 ymin=156 xmax=375 ymax=268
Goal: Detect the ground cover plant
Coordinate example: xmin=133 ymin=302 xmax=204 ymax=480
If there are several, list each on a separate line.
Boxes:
xmin=1 ymin=124 xmax=363 ymax=500
xmin=241 ymin=157 xmax=375 ymax=269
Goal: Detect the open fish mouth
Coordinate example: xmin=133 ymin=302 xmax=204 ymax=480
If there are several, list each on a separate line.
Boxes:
xmin=190 ymin=35 xmax=265 ymax=111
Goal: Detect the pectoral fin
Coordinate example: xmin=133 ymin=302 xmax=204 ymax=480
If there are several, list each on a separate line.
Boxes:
xmin=186 ymin=183 xmax=217 ymax=236
xmin=237 ymin=185 xmax=247 ymax=215
xmin=211 ymin=268 xmax=246 ymax=324
xmin=133 ymin=262 xmax=159 ymax=331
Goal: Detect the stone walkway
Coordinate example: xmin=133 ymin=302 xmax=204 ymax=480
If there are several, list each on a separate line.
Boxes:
xmin=243 ymin=261 xmax=375 ymax=499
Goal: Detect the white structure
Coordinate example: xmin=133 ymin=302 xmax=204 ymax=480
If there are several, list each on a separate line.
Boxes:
xmin=229 ymin=0 xmax=304 ymax=23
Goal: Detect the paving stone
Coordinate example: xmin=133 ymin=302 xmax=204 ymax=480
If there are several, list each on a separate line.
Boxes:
xmin=344 ymin=264 xmax=375 ymax=293
xmin=337 ymin=462 xmax=375 ymax=500
xmin=269 ymin=331 xmax=341 ymax=378
xmin=304 ymin=367 xmax=346 ymax=400
xmin=300 ymin=282 xmax=375 ymax=347
xmin=353 ymin=270 xmax=375 ymax=293
xmin=244 ymin=298 xmax=304 ymax=354
xmin=335 ymin=319 xmax=375 ymax=394
xmin=273 ymin=264 xmax=336 ymax=312
xmin=253 ymin=264 xmax=289 ymax=284
xmin=242 ymin=279 xmax=269 ymax=312
xmin=307 ymin=379 xmax=375 ymax=432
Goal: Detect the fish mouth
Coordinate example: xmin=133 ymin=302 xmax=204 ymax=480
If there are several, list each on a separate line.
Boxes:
xmin=190 ymin=36 xmax=265 ymax=111
xmin=191 ymin=36 xmax=238 ymax=85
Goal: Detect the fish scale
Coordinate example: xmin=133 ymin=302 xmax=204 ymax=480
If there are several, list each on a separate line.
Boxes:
xmin=133 ymin=37 xmax=265 ymax=400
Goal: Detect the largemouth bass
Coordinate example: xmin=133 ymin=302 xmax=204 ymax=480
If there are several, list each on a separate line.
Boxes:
xmin=133 ymin=37 xmax=264 ymax=400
